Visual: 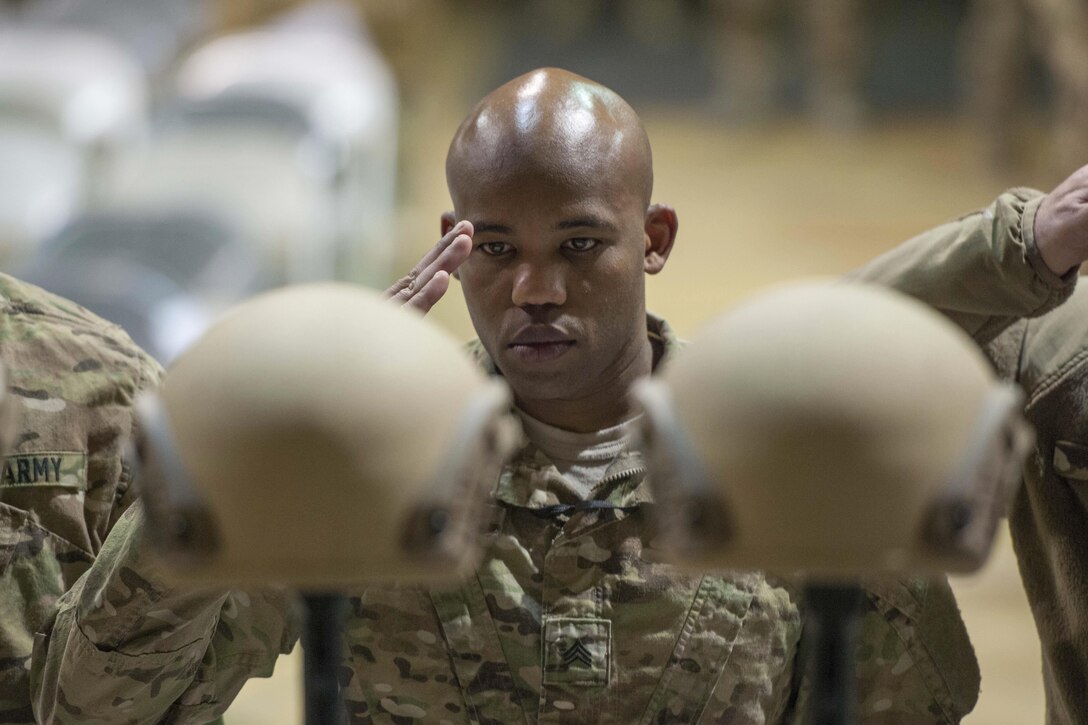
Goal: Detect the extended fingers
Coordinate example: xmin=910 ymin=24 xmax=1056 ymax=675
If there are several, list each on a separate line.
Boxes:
xmin=422 ymin=232 xmax=473 ymax=282
xmin=403 ymin=270 xmax=451 ymax=314
xmin=407 ymin=227 xmax=473 ymax=296
xmin=382 ymin=221 xmax=472 ymax=301
xmin=418 ymin=221 xmax=469 ymax=271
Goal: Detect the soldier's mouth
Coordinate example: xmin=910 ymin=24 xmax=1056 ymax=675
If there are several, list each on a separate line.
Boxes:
xmin=508 ymin=341 xmax=575 ymax=363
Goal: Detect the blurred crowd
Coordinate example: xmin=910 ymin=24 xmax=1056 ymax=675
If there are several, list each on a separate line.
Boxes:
xmin=1 ymin=0 xmax=1086 ymax=362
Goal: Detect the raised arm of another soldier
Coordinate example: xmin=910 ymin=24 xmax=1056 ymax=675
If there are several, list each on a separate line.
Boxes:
xmin=32 ymin=503 xmax=299 ymax=724
xmin=848 ymin=164 xmax=1088 ymax=345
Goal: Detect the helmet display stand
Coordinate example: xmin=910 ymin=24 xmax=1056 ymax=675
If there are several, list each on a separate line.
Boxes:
xmin=633 ymin=281 xmax=1035 ymax=725
xmin=303 ymin=593 xmax=348 ymax=725
xmin=802 ymin=584 xmax=865 ymax=725
xmin=132 ymin=285 xmax=519 ymax=725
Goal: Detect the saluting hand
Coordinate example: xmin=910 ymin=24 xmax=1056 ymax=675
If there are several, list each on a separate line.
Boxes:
xmin=383 ymin=221 xmax=473 ymax=314
xmin=1036 ymin=164 xmax=1088 ymax=276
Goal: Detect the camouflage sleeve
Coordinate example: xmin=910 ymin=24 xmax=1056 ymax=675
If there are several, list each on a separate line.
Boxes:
xmin=846 ymin=188 xmax=1076 ymax=345
xmin=856 ymin=578 xmax=979 ymax=723
xmin=791 ymin=577 xmax=979 ymax=724
xmin=30 ymin=503 xmax=300 ymax=724
xmin=1 ymin=277 xmax=169 ymax=723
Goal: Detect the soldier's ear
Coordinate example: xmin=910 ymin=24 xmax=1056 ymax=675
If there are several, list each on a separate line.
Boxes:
xmin=644 ymin=204 xmax=678 ymax=275
xmin=440 ymin=212 xmax=457 ymax=237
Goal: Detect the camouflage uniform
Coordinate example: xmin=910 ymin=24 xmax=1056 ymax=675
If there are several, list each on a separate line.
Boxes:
xmin=0 ymin=273 xmax=162 ymax=724
xmin=32 ymin=309 xmax=981 ymax=723
xmin=31 ymin=502 xmax=299 ymax=723
xmin=340 ymin=324 xmax=978 ymax=724
xmin=856 ymin=188 xmax=1088 ymax=725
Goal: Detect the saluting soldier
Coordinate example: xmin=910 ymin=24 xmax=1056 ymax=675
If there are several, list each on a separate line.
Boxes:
xmin=29 ymin=68 xmax=998 ymax=724
xmin=855 ymin=165 xmax=1088 ymax=724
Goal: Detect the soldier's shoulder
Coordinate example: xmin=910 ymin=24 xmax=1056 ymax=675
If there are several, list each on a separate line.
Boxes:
xmin=0 ymin=273 xmax=163 ymax=393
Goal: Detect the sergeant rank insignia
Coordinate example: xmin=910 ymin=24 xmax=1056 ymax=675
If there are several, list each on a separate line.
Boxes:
xmin=543 ymin=617 xmax=610 ymax=686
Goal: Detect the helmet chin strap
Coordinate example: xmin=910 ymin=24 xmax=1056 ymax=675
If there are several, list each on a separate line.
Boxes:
xmin=922 ymin=382 xmax=1033 ymax=570
xmin=401 ymin=379 xmax=518 ymax=563
xmin=133 ymin=392 xmax=222 ymax=565
xmin=630 ymin=378 xmax=734 ymax=556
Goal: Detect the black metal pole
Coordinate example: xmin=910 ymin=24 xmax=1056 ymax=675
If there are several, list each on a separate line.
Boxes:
xmin=802 ymin=583 xmax=865 ymax=725
xmin=303 ymin=593 xmax=348 ymax=725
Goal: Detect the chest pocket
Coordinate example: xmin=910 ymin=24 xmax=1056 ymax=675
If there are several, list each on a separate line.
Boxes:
xmin=0 ymin=501 xmax=93 ymax=614
xmin=0 ymin=501 xmax=93 ymax=722
xmin=1053 ymin=440 xmax=1088 ymax=513
xmin=639 ymin=576 xmax=760 ymax=725
xmin=431 ymin=581 xmax=531 ymax=725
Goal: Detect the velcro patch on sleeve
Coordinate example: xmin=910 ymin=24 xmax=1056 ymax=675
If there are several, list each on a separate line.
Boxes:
xmin=1 ymin=452 xmax=87 ymax=490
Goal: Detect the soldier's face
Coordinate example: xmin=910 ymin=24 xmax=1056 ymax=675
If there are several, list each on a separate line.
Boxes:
xmin=448 ymin=168 xmax=652 ymax=404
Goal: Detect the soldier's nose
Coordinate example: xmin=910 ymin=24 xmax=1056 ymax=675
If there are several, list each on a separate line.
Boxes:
xmin=511 ymin=263 xmax=566 ymax=308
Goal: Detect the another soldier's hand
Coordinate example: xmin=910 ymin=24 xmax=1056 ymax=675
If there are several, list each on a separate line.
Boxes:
xmin=383 ymin=221 xmax=473 ymax=314
xmin=1036 ymin=164 xmax=1088 ymax=276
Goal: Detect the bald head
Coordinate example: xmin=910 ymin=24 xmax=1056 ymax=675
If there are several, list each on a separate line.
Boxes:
xmin=446 ymin=68 xmax=654 ymax=209
xmin=442 ymin=69 xmax=678 ymax=433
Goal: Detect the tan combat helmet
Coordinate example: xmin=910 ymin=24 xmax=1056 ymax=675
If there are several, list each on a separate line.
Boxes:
xmin=634 ymin=281 xmax=1032 ymax=578
xmin=135 ymin=283 xmax=519 ymax=586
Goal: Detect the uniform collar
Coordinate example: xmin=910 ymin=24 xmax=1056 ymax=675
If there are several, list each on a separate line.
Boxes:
xmin=467 ymin=313 xmax=682 ymax=509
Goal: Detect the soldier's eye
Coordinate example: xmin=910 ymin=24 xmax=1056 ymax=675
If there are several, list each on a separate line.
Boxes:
xmin=479 ymin=242 xmax=512 ymax=256
xmin=563 ymin=238 xmax=599 ymax=252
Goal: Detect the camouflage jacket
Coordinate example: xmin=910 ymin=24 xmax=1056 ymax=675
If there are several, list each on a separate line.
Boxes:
xmin=856 ymin=188 xmax=1088 ymax=725
xmin=339 ymin=318 xmax=979 ymax=724
xmin=32 ymin=310 xmax=980 ymax=724
xmin=0 ymin=273 xmax=163 ymax=724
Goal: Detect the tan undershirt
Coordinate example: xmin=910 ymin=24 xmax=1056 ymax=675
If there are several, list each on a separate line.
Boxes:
xmin=516 ymin=408 xmax=643 ymax=500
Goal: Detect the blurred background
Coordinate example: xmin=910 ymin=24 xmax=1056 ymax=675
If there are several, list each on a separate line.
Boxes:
xmin=3 ymin=0 xmax=1085 ymax=721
